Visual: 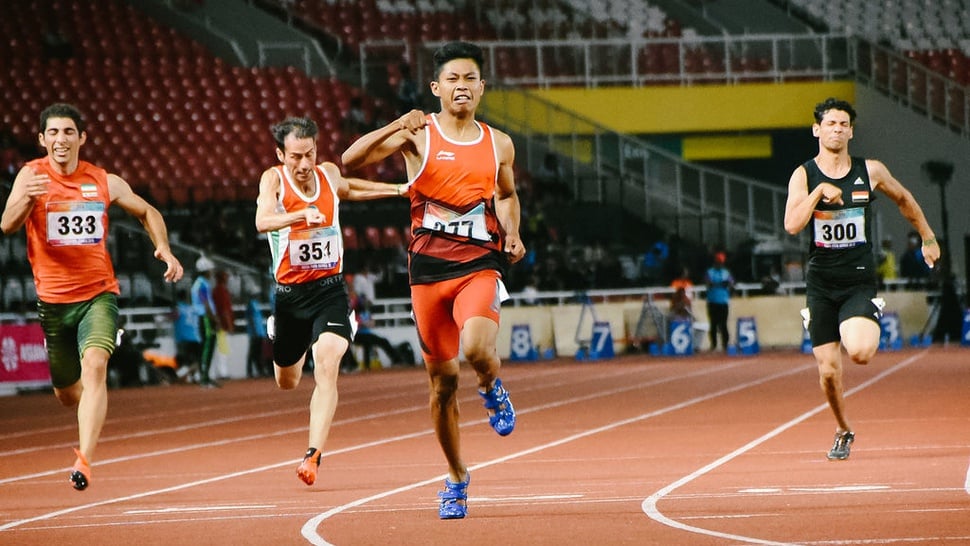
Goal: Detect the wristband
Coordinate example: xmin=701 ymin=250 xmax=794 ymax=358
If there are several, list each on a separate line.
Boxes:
xmin=922 ymin=237 xmax=937 ymax=247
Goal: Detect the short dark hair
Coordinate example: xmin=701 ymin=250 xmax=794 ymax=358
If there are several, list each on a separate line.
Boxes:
xmin=432 ymin=41 xmax=485 ymax=80
xmin=40 ymin=103 xmax=86 ymax=134
xmin=270 ymin=117 xmax=318 ymax=151
xmin=813 ymin=97 xmax=856 ymax=124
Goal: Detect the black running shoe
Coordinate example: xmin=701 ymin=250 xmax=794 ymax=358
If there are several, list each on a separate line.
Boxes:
xmin=826 ymin=430 xmax=855 ymax=460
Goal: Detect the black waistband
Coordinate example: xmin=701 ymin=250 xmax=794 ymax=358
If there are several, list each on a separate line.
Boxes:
xmin=276 ymin=274 xmax=345 ymax=293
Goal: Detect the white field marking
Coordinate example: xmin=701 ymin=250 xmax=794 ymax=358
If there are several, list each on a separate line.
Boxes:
xmin=965 ymin=456 xmax=970 ymax=495
xmin=0 ymin=364 xmax=597 ymax=459
xmin=641 ymin=351 xmax=927 ymax=546
xmin=124 ymin=504 xmax=276 ymax=514
xmin=0 ymin=357 xmax=763 ymax=535
xmin=680 ymin=513 xmax=781 ymax=521
xmin=474 ymin=494 xmax=584 ymax=502
xmin=301 ymin=360 xmax=810 ymax=546
xmin=0 ymin=426 xmax=441 ymax=533
xmin=789 ymin=485 xmax=890 ymax=492
xmin=799 ymin=537 xmax=970 ymax=545
xmin=739 ymin=488 xmax=782 ymax=494
xmin=0 ymin=357 xmax=744 ymax=486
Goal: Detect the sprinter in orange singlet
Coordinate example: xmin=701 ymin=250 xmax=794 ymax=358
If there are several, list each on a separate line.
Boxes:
xmin=1 ymin=103 xmax=184 ymax=491
xmin=342 ymin=41 xmax=525 ymax=519
xmin=254 ymin=117 xmax=404 ymax=487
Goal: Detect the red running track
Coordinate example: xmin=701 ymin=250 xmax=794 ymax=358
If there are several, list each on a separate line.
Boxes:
xmin=1 ymin=346 xmax=969 ymax=545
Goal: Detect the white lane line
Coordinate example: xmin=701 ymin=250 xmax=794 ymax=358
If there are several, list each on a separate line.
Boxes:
xmin=965 ymin=456 xmax=970 ymax=495
xmin=301 ymin=361 xmax=811 ymax=546
xmin=641 ymin=351 xmax=926 ymax=546
xmin=125 ymin=504 xmax=275 ymax=514
xmin=0 ymin=359 xmax=749 ymax=532
xmin=0 ymin=365 xmax=704 ymax=485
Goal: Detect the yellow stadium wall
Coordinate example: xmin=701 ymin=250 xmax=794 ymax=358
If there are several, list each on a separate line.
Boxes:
xmin=484 ymin=81 xmax=857 ymax=134
xmin=496 ymin=291 xmax=930 ymax=359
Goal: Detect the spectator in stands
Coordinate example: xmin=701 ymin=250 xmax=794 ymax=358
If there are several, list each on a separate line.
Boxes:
xmin=254 ymin=116 xmax=404 ymax=488
xmin=668 ymin=286 xmax=693 ymax=321
xmin=641 ymin=239 xmax=669 ymax=285
xmin=521 ymin=273 xmax=540 ymax=305
xmin=0 ymin=102 xmax=183 ymax=491
xmin=191 ymin=256 xmax=219 ymax=388
xmin=173 ymin=288 xmax=202 ymax=383
xmin=346 ymin=283 xmax=405 ymax=370
xmin=876 ymin=238 xmax=897 ymax=285
xmin=670 ymin=267 xmax=693 ymax=293
xmin=899 ymin=230 xmax=930 ymax=285
xmin=343 ymin=96 xmax=373 ymax=137
xmin=395 ymin=62 xmax=422 ymax=115
xmin=704 ymin=251 xmax=734 ymax=351
xmin=783 ymin=97 xmax=939 ymax=461
xmin=212 ymin=269 xmax=235 ymax=381
xmin=534 ymin=152 xmax=569 ymax=204
xmin=244 ymin=285 xmax=271 ymax=378
xmin=341 ymin=41 xmax=524 ymax=520
xmin=1 ymin=128 xmax=25 ymax=183
xmin=352 ymin=261 xmax=380 ymax=305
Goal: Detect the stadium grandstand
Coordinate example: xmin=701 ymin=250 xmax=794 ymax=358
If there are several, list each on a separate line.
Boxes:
xmin=1 ymin=0 xmax=967 ymax=352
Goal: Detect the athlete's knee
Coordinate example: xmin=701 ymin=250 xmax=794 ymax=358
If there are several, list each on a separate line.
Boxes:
xmin=429 ymin=370 xmax=459 ymax=405
xmin=813 ymin=350 xmax=841 ymax=385
xmin=845 ymin=343 xmax=876 ymax=365
xmin=274 ymin=362 xmax=302 ymax=390
xmin=54 ymin=383 xmax=81 ymax=407
xmin=462 ymin=342 xmax=497 ymax=366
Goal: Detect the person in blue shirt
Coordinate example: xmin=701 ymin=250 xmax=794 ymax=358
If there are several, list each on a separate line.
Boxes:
xmin=173 ymin=288 xmax=202 ymax=381
xmin=245 ymin=287 xmax=271 ymax=378
xmin=704 ymin=251 xmax=735 ymax=351
xmin=191 ymin=255 xmax=219 ymax=388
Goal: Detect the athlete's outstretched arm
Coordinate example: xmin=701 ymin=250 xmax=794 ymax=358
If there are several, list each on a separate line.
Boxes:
xmin=867 ymin=159 xmax=939 ymax=267
xmin=109 ymin=174 xmax=183 ymax=282
xmin=323 ymin=163 xmax=406 ymax=202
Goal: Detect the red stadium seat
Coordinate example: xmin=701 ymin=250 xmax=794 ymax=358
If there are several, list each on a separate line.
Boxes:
xmin=380 ymin=225 xmax=404 ymax=248
xmin=363 ymin=225 xmax=382 ymax=249
xmin=342 ymin=225 xmax=359 ymax=250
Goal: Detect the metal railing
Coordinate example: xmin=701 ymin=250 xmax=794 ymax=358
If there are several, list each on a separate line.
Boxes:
xmin=356 ymin=33 xmax=970 ymax=254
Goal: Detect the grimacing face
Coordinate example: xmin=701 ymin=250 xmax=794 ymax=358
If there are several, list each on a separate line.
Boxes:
xmin=277 ymin=134 xmax=316 ymax=183
xmin=813 ymin=109 xmax=853 ymax=151
xmin=431 ymin=58 xmax=484 ymax=114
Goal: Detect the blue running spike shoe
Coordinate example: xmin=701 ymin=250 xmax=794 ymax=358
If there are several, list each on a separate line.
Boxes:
xmin=479 ymin=378 xmax=515 ymax=436
xmin=826 ymin=430 xmax=855 ymax=460
xmin=438 ymin=474 xmax=470 ymax=519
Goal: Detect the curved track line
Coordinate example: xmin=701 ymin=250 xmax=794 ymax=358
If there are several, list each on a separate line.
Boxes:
xmin=641 ymin=351 xmax=926 ymax=545
xmin=302 ymin=360 xmax=810 ymax=545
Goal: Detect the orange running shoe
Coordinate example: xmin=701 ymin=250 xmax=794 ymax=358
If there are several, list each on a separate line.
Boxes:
xmin=297 ymin=448 xmax=321 ymax=486
xmin=70 ymin=448 xmax=91 ymax=491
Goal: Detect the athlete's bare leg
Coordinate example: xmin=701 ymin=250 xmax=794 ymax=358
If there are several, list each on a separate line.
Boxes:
xmin=53 ymin=347 xmax=110 ymax=463
xmin=306 ymin=333 xmax=346 ymax=452
xmin=426 ymin=357 xmax=466 ymax=483
xmin=813 ymin=341 xmax=851 ymax=433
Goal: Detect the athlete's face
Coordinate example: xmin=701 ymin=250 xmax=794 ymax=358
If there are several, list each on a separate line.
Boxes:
xmin=38 ymin=116 xmax=85 ymax=168
xmin=277 ymin=134 xmax=316 ymax=184
xmin=430 ymin=58 xmax=484 ymax=115
xmin=813 ymin=109 xmax=853 ymax=152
